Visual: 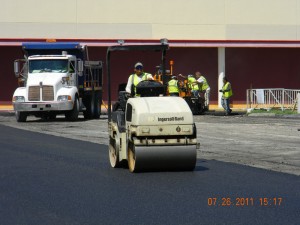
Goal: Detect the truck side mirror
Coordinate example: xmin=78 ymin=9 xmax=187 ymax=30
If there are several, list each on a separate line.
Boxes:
xmin=14 ymin=60 xmax=20 ymax=77
xmin=77 ymin=60 xmax=83 ymax=72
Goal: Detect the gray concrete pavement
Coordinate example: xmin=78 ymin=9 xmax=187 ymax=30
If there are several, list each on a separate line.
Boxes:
xmin=194 ymin=115 xmax=300 ymax=176
xmin=0 ymin=110 xmax=299 ymax=176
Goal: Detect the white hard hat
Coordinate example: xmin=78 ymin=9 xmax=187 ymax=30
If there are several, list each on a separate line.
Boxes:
xmin=134 ymin=62 xmax=143 ymax=69
xmin=188 ymin=74 xmax=193 ymax=77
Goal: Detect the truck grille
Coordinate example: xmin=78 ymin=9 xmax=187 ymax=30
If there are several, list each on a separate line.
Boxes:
xmin=28 ymin=86 xmax=54 ymax=101
xmin=28 ymin=86 xmax=40 ymax=101
xmin=42 ymin=86 xmax=54 ymax=101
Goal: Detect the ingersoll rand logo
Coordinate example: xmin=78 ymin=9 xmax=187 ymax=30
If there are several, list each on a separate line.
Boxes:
xmin=157 ymin=116 xmax=184 ymax=122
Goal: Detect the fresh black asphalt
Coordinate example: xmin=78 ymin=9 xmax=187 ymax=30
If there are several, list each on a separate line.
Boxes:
xmin=0 ymin=124 xmax=299 ymax=225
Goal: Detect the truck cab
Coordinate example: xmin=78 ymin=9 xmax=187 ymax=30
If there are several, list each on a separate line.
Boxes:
xmin=12 ymin=42 xmax=103 ymax=122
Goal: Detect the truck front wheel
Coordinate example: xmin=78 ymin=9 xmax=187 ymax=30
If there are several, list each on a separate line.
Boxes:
xmin=15 ymin=111 xmax=27 ymax=122
xmin=65 ymin=97 xmax=79 ymax=121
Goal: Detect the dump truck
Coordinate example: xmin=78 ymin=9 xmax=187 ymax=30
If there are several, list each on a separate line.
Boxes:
xmin=107 ymin=42 xmax=199 ymax=172
xmin=12 ymin=42 xmax=103 ymax=122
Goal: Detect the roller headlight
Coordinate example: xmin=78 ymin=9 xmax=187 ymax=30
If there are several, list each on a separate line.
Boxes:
xmin=57 ymin=95 xmax=71 ymax=101
xmin=13 ymin=96 xmax=25 ymax=102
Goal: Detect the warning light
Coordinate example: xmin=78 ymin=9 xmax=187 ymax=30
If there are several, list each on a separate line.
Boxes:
xmin=46 ymin=39 xmax=56 ymax=43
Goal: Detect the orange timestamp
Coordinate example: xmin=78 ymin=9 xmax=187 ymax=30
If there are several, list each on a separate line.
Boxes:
xmin=208 ymin=197 xmax=283 ymax=207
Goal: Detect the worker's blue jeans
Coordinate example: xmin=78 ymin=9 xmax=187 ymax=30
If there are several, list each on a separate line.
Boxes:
xmin=191 ymin=90 xmax=199 ymax=97
xmin=221 ymin=98 xmax=231 ymax=115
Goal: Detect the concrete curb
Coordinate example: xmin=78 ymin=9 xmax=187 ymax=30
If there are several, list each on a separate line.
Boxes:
xmin=247 ymin=112 xmax=300 ymax=118
xmin=248 ymin=113 xmax=276 ymax=117
xmin=0 ymin=110 xmax=14 ymax=116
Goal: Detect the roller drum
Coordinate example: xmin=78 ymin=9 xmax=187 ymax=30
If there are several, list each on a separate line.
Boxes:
xmin=129 ymin=144 xmax=197 ymax=172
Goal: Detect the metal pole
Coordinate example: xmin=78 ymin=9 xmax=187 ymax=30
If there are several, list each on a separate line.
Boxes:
xmin=246 ymin=89 xmax=249 ymax=109
xmin=106 ymin=49 xmax=111 ymax=122
xmin=218 ymin=47 xmax=225 ymax=108
xmin=161 ymin=48 xmax=167 ymax=95
xmin=161 ymin=49 xmax=166 ymax=83
xmin=282 ymin=89 xmax=285 ymax=111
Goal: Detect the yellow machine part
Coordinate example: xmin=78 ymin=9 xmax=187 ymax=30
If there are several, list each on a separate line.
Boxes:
xmin=153 ymin=60 xmax=193 ymax=97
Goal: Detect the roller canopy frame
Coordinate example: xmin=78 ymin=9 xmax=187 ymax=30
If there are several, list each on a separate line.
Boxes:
xmin=106 ymin=43 xmax=169 ymax=122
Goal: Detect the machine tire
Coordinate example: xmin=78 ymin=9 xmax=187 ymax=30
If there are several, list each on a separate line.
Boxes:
xmin=15 ymin=111 xmax=27 ymax=122
xmin=128 ymin=142 xmax=137 ymax=173
xmin=65 ymin=97 xmax=79 ymax=121
xmin=109 ymin=137 xmax=119 ymax=168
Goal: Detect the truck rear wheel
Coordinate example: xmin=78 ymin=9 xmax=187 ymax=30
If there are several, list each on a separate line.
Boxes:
xmin=83 ymin=94 xmax=94 ymax=119
xmin=93 ymin=93 xmax=101 ymax=119
xmin=15 ymin=111 xmax=27 ymax=122
xmin=83 ymin=92 xmax=101 ymax=119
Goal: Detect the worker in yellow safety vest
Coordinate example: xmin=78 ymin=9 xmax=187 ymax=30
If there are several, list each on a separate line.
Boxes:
xmin=219 ymin=76 xmax=233 ymax=115
xmin=194 ymin=71 xmax=210 ymax=111
xmin=168 ymin=76 xmax=180 ymax=96
xmin=125 ymin=62 xmax=154 ymax=97
xmin=187 ymin=74 xmax=199 ymax=97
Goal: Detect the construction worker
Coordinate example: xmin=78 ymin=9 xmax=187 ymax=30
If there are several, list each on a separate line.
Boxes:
xmin=219 ymin=76 xmax=233 ymax=115
xmin=168 ymin=76 xmax=180 ymax=96
xmin=125 ymin=62 xmax=154 ymax=96
xmin=178 ymin=73 xmax=199 ymax=97
xmin=187 ymin=74 xmax=199 ymax=97
xmin=194 ymin=71 xmax=210 ymax=111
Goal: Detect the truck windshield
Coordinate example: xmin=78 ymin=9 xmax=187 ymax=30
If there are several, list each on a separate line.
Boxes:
xmin=29 ymin=59 xmax=69 ymax=73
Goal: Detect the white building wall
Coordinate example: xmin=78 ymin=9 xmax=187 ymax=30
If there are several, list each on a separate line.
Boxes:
xmin=1 ymin=0 xmax=300 ymax=40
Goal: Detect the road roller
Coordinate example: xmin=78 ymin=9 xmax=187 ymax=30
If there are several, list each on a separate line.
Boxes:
xmin=106 ymin=41 xmax=199 ymax=172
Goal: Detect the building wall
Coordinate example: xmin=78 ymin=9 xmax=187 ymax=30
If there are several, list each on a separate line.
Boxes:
xmin=2 ymin=46 xmax=300 ymax=105
xmin=0 ymin=46 xmax=23 ymax=103
xmin=1 ymin=1 xmax=300 ymax=105
xmin=226 ymin=48 xmax=300 ymax=104
xmin=1 ymin=0 xmax=300 ymax=40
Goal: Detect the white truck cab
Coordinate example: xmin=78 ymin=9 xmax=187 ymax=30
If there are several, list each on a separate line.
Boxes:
xmin=12 ymin=42 xmax=103 ymax=122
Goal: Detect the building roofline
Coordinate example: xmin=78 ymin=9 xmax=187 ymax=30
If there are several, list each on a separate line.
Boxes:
xmin=2 ymin=38 xmax=300 ymax=48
